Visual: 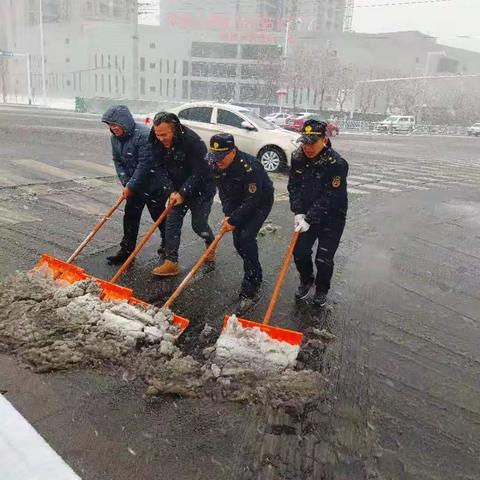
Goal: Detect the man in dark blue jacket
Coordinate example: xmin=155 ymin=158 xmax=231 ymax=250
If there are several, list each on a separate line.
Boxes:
xmin=101 ymin=105 xmax=167 ymax=265
xmin=288 ymin=119 xmax=348 ymax=307
xmin=149 ymin=112 xmax=216 ymax=276
xmin=207 ymin=133 xmax=274 ymax=314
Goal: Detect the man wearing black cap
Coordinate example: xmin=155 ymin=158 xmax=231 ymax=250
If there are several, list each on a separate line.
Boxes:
xmin=288 ymin=119 xmax=348 ymax=307
xmin=149 ymin=112 xmax=216 ymax=276
xmin=207 ymin=133 xmax=274 ymax=314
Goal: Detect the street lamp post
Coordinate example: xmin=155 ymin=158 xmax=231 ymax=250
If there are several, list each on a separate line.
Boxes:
xmin=39 ymin=0 xmax=47 ymax=105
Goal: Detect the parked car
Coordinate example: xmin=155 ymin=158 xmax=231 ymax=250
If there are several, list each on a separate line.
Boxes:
xmin=284 ymin=113 xmax=339 ymax=137
xmin=467 ymin=123 xmax=480 ymax=136
xmin=145 ymin=103 xmax=300 ymax=172
xmin=264 ymin=112 xmax=291 ymax=127
xmin=375 ymin=115 xmax=415 ymax=133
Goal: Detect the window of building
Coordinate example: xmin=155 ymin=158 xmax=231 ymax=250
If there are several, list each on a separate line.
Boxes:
xmin=159 ymin=78 xmax=163 ymax=96
xmin=183 ymin=61 xmax=189 ymax=76
xmin=140 ymin=77 xmax=145 ymax=95
xmin=149 ymin=62 xmax=156 ymax=69
xmin=173 ymin=79 xmax=176 ymax=97
xmin=78 ymin=72 xmax=82 ymax=91
xmin=122 ymin=76 xmax=125 ymax=94
xmin=150 ymin=86 xmax=156 ymax=92
xmin=191 ymin=42 xmax=237 ymax=59
xmin=140 ymin=57 xmax=145 ymax=71
xmin=65 ymin=57 xmax=70 ymax=63
xmin=159 ymin=59 xmax=162 ymax=73
xmin=101 ymin=54 xmax=104 ymax=68
xmin=115 ymin=75 xmax=119 ymax=92
xmin=95 ymin=74 xmax=98 ymax=92
xmin=217 ymin=109 xmax=244 ymax=129
xmin=108 ymin=74 xmax=111 ymax=93
xmin=182 ymin=80 xmax=188 ymax=99
xmin=178 ymin=107 xmax=213 ymax=123
xmin=65 ymin=38 xmax=70 ymax=44
xmin=95 ymin=53 xmax=98 ymax=69
xmin=122 ymin=56 xmax=125 ymax=71
xmin=166 ymin=78 xmax=169 ymax=96
xmin=167 ymin=60 xmax=170 ymax=74
xmin=174 ymin=60 xmax=177 ymax=74
xmin=66 ymin=79 xmax=71 ymax=87
xmin=149 ymin=42 xmax=156 ymax=49
xmin=108 ymin=55 xmax=111 ymax=69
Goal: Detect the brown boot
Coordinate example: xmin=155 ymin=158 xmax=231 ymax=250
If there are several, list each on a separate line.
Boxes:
xmin=151 ymin=260 xmax=179 ymax=277
xmin=205 ymin=245 xmax=216 ymax=263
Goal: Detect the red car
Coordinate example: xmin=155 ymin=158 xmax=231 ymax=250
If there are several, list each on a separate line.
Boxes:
xmin=285 ymin=113 xmax=339 ymax=137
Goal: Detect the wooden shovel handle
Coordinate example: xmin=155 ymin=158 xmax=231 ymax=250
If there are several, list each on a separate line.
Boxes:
xmin=163 ymin=225 xmax=228 ymax=310
xmin=67 ymin=195 xmax=124 ymax=264
xmin=110 ymin=202 xmax=175 ymax=284
xmin=263 ymin=231 xmax=300 ymax=326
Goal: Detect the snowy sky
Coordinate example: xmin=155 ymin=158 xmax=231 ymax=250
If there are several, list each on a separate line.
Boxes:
xmin=352 ymin=0 xmax=480 ymax=53
xmin=140 ymin=0 xmax=480 ymax=53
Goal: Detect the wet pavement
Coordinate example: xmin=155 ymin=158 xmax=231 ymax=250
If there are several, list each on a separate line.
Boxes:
xmin=1 ymin=105 xmax=480 ymax=479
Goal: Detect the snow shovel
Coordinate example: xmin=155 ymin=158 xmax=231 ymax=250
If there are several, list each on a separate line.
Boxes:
xmin=161 ymin=224 xmax=228 ymax=317
xmin=35 ymin=194 xmax=125 ymax=284
xmin=222 ymin=231 xmax=304 ymax=347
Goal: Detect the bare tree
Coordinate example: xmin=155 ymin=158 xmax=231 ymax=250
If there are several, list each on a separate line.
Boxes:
xmin=332 ymin=63 xmax=356 ymax=113
xmin=0 ymin=58 xmax=8 ymax=103
xmin=284 ymin=46 xmax=315 ymax=113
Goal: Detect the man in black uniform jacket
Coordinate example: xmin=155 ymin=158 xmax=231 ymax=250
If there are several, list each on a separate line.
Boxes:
xmin=288 ymin=119 xmax=348 ymax=307
xmin=149 ymin=112 xmax=216 ymax=276
xmin=207 ymin=133 xmax=274 ymax=314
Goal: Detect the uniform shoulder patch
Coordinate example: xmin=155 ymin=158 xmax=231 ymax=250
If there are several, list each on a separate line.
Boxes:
xmin=248 ymin=183 xmax=257 ymax=193
xmin=332 ymin=176 xmax=341 ymax=188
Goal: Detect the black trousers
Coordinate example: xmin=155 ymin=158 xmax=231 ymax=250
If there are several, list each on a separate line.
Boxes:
xmin=164 ymin=197 xmax=215 ymax=262
xmin=232 ymin=199 xmax=273 ymax=298
xmin=120 ymin=192 xmax=167 ymax=253
xmin=293 ymin=221 xmax=345 ymax=294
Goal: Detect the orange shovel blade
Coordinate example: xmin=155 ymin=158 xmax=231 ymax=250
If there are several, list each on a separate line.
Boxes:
xmin=35 ymin=254 xmax=87 ymax=284
xmin=94 ymin=278 xmax=133 ymax=302
xmin=223 ymin=315 xmax=303 ymax=346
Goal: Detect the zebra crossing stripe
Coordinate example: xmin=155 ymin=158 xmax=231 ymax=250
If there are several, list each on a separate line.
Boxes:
xmin=67 ymin=160 xmax=115 ymax=176
xmin=13 ymin=159 xmax=78 ymax=181
xmin=0 ymin=395 xmax=82 ymax=480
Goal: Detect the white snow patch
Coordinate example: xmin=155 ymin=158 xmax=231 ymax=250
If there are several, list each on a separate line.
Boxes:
xmin=213 ymin=316 xmax=300 ymax=374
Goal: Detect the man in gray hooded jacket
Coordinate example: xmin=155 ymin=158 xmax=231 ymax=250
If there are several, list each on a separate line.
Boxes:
xmin=102 ymin=105 xmax=167 ymax=265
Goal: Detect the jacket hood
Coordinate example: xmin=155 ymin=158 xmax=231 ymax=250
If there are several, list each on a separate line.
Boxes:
xmin=102 ymin=105 xmax=136 ymax=136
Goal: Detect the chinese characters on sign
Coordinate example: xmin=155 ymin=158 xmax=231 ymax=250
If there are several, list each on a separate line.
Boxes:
xmin=166 ymin=12 xmax=288 ymax=44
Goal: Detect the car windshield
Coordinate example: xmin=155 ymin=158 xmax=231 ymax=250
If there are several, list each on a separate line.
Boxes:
xmin=241 ymin=110 xmax=275 ymax=130
xmin=384 ymin=116 xmax=400 ymax=122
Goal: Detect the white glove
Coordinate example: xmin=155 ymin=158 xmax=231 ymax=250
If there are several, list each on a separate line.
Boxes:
xmin=294 ymin=214 xmax=305 ymax=229
xmin=295 ymin=216 xmax=310 ymax=233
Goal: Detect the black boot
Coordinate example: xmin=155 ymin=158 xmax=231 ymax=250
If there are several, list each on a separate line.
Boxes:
xmin=235 ymin=289 xmax=261 ymax=316
xmin=106 ymin=248 xmax=132 ymax=266
xmin=311 ymin=289 xmax=327 ymax=307
xmin=295 ymin=281 xmax=313 ymax=301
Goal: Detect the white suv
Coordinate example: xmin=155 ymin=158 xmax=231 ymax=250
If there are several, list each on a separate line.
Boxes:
xmin=146 ymin=103 xmax=300 ymax=172
xmin=467 ymin=123 xmax=480 ymax=136
xmin=376 ymin=115 xmax=415 ymax=133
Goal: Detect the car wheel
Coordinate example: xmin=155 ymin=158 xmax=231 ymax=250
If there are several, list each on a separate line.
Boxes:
xmin=258 ymin=146 xmax=286 ymax=173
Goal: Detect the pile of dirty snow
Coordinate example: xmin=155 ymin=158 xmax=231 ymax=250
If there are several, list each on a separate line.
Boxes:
xmin=213 ymin=315 xmax=300 ymax=374
xmin=0 ymin=270 xmax=181 ymax=371
xmin=0 ymin=271 xmax=326 ymax=409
